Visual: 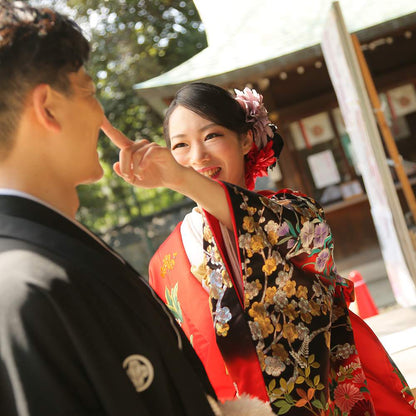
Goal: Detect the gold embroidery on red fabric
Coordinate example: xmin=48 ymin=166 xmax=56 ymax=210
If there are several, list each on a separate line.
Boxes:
xmin=160 ymin=253 xmax=177 ymax=278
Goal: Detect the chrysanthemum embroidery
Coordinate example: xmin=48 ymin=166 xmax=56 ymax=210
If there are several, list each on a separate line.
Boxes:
xmin=160 ymin=253 xmax=177 ymax=278
xmin=334 ymin=382 xmax=364 ymax=412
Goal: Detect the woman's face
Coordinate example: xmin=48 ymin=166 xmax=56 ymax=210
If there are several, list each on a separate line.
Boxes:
xmin=168 ymin=105 xmax=252 ymax=188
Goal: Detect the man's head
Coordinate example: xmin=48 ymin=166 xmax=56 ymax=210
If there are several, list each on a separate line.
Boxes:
xmin=0 ymin=1 xmax=89 ymax=160
xmin=0 ymin=1 xmax=104 ymax=217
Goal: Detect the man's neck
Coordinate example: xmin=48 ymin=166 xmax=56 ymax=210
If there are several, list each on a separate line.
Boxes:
xmin=0 ymin=177 xmax=79 ymax=219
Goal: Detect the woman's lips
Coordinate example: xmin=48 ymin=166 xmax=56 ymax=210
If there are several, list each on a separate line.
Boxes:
xmin=198 ymin=167 xmax=221 ymax=179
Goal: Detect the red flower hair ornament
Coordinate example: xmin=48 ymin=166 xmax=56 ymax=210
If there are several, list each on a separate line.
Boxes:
xmin=234 ymin=87 xmax=283 ymax=190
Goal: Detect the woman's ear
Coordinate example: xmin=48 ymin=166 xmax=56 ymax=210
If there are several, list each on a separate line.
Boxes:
xmin=242 ymin=129 xmax=254 ymax=155
xmin=31 ymin=84 xmax=62 ymax=133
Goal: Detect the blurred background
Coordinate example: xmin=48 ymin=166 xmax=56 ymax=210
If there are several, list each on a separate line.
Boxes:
xmin=33 ymin=1 xmax=416 ymax=304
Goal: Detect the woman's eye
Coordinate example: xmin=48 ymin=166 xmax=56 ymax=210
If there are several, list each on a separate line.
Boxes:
xmin=205 ymin=133 xmax=221 ymax=140
xmin=171 ymin=142 xmax=187 ymax=150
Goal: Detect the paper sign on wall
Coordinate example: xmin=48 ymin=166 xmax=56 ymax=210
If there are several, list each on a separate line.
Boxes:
xmin=307 ymin=149 xmax=341 ymax=189
xmin=300 ymin=112 xmax=334 ymax=146
xmin=289 ymin=112 xmax=334 ymax=150
xmin=387 ymin=84 xmax=416 ymax=118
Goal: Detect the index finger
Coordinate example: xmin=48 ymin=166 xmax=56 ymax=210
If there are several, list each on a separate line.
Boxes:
xmin=101 ymin=116 xmax=134 ymax=149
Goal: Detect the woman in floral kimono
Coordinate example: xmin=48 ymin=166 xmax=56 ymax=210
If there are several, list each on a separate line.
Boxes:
xmin=107 ymin=82 xmax=416 ymax=415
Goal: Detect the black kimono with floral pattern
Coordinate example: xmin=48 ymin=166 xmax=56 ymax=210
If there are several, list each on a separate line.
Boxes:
xmin=150 ymin=182 xmax=416 ymax=416
xmin=201 ymin=183 xmax=415 ymax=415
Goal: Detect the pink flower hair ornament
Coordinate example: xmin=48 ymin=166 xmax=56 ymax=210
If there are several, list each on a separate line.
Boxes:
xmin=234 ymin=87 xmax=284 ymax=190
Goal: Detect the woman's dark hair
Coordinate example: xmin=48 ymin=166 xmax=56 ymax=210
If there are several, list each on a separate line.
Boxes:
xmin=163 ymin=82 xmax=284 ymax=175
xmin=0 ymin=1 xmax=90 ymax=159
xmin=163 ymin=82 xmax=250 ymax=146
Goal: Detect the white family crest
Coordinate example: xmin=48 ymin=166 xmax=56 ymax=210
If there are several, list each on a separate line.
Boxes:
xmin=123 ymin=354 xmax=154 ymax=392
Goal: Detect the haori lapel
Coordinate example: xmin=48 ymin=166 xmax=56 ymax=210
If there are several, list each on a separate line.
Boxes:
xmin=202 ymin=210 xmax=269 ymax=402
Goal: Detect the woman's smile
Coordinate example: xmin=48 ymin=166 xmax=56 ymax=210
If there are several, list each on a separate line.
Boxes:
xmin=197 ymin=167 xmax=221 ymax=179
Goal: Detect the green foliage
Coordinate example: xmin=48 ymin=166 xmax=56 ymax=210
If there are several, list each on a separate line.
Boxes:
xmin=38 ymin=0 xmax=207 ymax=233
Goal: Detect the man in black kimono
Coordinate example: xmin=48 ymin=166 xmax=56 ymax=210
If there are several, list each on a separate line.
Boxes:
xmin=0 ymin=2 xmax=216 ymax=415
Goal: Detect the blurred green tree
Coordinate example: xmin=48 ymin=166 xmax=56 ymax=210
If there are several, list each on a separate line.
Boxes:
xmin=35 ymin=0 xmax=206 ymax=233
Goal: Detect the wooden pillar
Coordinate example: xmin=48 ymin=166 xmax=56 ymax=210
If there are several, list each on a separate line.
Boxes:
xmin=352 ymin=34 xmax=416 ymax=227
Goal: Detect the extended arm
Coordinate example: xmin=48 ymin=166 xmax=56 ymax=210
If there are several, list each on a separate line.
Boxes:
xmin=101 ymin=118 xmax=233 ymax=228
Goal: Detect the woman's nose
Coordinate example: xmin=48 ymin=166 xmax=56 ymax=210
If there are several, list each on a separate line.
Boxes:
xmin=190 ymin=143 xmax=209 ymax=165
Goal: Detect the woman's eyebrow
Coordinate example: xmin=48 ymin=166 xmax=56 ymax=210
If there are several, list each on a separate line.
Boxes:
xmin=199 ymin=122 xmax=217 ymax=132
xmin=171 ymin=123 xmax=219 ymax=141
xmin=170 ymin=133 xmax=185 ymax=141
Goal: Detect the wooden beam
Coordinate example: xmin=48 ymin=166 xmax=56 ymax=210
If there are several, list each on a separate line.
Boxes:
xmin=352 ymin=34 xmax=416 ymax=226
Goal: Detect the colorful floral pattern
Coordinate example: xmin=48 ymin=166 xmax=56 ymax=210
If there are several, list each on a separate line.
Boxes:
xmin=203 ymin=185 xmax=377 ymax=415
xmin=151 ymin=184 xmax=415 ymax=414
xmin=204 ymin=226 xmax=234 ymax=337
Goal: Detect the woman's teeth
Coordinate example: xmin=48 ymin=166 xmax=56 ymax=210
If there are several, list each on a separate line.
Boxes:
xmin=201 ymin=168 xmax=220 ymax=178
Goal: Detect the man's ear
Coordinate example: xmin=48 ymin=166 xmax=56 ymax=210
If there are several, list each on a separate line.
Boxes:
xmin=242 ymin=129 xmax=254 ymax=155
xmin=31 ymin=84 xmax=62 ymax=133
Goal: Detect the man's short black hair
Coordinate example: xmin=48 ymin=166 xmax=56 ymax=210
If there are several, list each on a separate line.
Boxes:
xmin=0 ymin=1 xmax=90 ymax=159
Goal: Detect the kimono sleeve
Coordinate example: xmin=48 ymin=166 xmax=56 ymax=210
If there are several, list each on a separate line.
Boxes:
xmin=215 ymin=182 xmax=338 ymax=280
xmin=0 ymin=279 xmax=99 ymax=416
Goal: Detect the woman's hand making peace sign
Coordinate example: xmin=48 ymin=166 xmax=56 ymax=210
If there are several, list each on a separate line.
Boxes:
xmin=101 ymin=116 xmax=187 ymax=190
xmin=101 ymin=116 xmax=233 ymax=229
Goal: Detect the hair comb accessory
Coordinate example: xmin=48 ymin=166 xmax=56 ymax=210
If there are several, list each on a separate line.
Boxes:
xmin=234 ymin=87 xmax=284 ymax=190
xmin=0 ymin=1 xmax=56 ymax=49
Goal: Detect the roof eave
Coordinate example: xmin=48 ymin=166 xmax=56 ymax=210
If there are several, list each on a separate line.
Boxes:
xmin=135 ymin=11 xmax=416 ymax=116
